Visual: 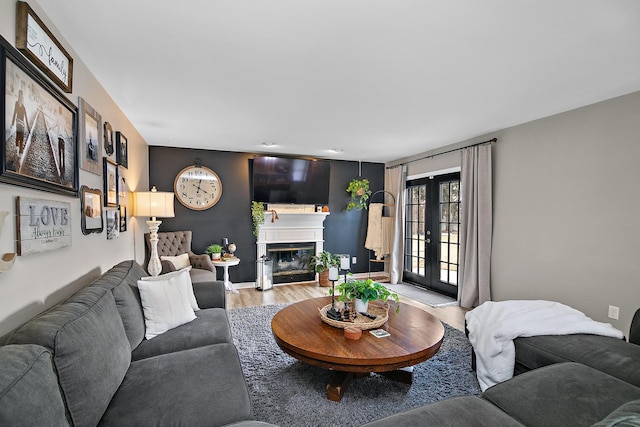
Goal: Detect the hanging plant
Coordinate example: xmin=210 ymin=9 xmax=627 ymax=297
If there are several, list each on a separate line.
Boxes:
xmin=251 ymin=201 xmax=265 ymax=237
xmin=346 ymin=178 xmax=372 ymax=211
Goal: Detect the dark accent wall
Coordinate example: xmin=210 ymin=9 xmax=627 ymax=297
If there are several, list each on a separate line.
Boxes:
xmin=149 ymin=146 xmax=385 ymax=283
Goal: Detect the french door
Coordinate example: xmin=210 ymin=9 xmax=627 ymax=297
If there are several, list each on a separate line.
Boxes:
xmin=403 ymin=173 xmax=460 ymax=298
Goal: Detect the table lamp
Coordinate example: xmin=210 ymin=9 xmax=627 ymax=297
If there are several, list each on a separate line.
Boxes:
xmin=133 ymin=186 xmax=175 ymax=276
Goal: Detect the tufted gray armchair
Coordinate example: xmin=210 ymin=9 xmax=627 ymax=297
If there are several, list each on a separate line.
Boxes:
xmin=144 ymin=230 xmax=218 ymax=283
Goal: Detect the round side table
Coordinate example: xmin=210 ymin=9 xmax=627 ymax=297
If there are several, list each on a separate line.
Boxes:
xmin=212 ymin=258 xmax=240 ymax=294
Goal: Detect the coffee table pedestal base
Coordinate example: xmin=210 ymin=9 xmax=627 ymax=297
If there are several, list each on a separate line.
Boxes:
xmin=326 ymin=368 xmax=414 ymax=402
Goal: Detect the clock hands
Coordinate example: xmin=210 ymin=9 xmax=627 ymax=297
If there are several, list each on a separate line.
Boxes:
xmin=192 ymin=181 xmax=210 ymax=195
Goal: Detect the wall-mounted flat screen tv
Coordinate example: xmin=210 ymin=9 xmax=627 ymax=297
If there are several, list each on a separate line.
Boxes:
xmin=252 ymin=156 xmax=330 ymax=205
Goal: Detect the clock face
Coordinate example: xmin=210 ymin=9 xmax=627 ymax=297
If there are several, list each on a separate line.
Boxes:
xmin=174 ymin=165 xmax=222 ymax=210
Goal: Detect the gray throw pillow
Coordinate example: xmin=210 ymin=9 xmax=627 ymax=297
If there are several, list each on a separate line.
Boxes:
xmin=592 ymin=400 xmax=640 ymax=427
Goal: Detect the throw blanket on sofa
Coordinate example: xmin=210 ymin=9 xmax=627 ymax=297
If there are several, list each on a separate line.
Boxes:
xmin=465 ymin=300 xmax=624 ymax=391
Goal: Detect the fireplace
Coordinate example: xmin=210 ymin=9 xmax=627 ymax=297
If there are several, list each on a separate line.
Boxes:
xmin=256 ymin=208 xmax=329 ymax=285
xmin=267 ymin=243 xmax=315 ymax=284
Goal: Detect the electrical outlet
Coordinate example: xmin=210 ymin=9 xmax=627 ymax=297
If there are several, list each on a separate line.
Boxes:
xmin=608 ymin=305 xmax=619 ymax=320
xmin=352 ymin=256 xmax=357 ymax=264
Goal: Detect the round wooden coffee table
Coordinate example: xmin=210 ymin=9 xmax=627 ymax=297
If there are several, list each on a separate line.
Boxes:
xmin=271 ymin=296 xmax=445 ymax=401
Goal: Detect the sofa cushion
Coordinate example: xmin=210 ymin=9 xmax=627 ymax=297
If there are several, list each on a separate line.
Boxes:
xmin=99 ymin=343 xmax=251 ymax=427
xmin=160 ymin=252 xmax=191 ymax=269
xmin=140 ymin=267 xmax=200 ymax=311
xmin=514 ymin=334 xmax=640 ymax=387
xmin=592 ymin=399 xmax=640 ymax=426
xmin=482 ymin=362 xmax=640 ymax=427
xmin=131 ymin=308 xmax=232 ymax=361
xmin=8 ymin=286 xmax=131 ymax=427
xmin=137 ymin=272 xmax=197 ymax=339
xmin=361 ymin=396 xmax=524 ymax=427
xmin=0 ymin=344 xmax=69 ymax=427
xmin=91 ymin=260 xmax=147 ymax=349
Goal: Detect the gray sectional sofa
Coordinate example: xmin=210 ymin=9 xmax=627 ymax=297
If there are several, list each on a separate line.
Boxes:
xmin=363 ymin=309 xmax=640 ymax=426
xmin=0 ymin=260 xmax=275 ymax=427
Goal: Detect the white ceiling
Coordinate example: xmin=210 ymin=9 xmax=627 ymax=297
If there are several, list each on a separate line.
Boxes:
xmin=37 ymin=0 xmax=640 ymax=163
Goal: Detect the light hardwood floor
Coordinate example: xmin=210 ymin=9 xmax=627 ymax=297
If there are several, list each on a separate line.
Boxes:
xmin=226 ymin=281 xmax=467 ymax=331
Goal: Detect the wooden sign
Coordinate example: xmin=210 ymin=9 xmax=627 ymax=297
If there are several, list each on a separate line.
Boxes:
xmin=16 ymin=197 xmax=72 ymax=255
xmin=16 ymin=1 xmax=74 ymax=93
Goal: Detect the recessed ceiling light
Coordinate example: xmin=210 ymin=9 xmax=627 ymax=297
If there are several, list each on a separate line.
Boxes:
xmin=262 ymin=142 xmax=276 ymax=147
xmin=329 ymin=148 xmax=343 ymax=153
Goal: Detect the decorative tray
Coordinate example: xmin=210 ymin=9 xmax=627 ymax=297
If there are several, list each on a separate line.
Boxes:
xmin=319 ymin=303 xmax=389 ymax=330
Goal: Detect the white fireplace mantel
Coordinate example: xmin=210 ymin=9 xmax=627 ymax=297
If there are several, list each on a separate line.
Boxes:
xmin=256 ymin=212 xmax=329 ymax=261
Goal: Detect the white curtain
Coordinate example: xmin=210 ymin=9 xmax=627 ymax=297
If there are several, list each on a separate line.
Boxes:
xmin=458 ymin=144 xmax=493 ymax=307
xmin=386 ymin=165 xmax=406 ymax=284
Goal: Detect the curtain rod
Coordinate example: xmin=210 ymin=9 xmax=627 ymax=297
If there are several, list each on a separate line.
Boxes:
xmin=387 ymin=137 xmax=497 ymax=169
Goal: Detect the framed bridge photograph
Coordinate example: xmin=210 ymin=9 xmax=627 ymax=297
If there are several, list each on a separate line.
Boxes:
xmin=1 ymin=35 xmax=78 ymax=197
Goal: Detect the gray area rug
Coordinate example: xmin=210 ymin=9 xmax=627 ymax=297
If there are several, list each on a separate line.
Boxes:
xmin=383 ymin=283 xmax=458 ymax=307
xmin=228 ymin=304 xmax=480 ymax=427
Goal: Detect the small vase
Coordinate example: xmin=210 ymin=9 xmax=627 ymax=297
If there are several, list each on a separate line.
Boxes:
xmin=354 ymin=298 xmax=369 ymax=313
xmin=211 ymin=253 xmax=221 ymax=260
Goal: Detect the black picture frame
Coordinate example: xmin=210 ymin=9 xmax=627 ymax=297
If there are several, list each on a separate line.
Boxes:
xmin=103 ymin=158 xmax=118 ymax=207
xmin=81 ymin=186 xmax=103 ymax=235
xmin=1 ymin=35 xmax=78 ymax=197
xmin=104 ymin=121 xmax=114 ymax=155
xmin=119 ymin=205 xmax=127 ymax=232
xmin=116 ymin=131 xmax=128 ymax=168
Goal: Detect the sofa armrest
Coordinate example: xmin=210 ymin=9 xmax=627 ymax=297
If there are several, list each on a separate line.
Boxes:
xmin=189 ymin=253 xmax=216 ymax=272
xmin=192 ymin=280 xmax=226 ymax=309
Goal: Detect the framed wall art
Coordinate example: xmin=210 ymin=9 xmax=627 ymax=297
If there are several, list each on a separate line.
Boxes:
xmin=103 ymin=158 xmax=118 ymax=207
xmin=119 ymin=205 xmax=127 ymax=232
xmin=106 ymin=209 xmax=120 ymax=240
xmin=78 ymin=97 xmax=102 ymax=175
xmin=116 ymin=131 xmax=128 ymax=168
xmin=103 ymin=121 xmax=114 ymax=155
xmin=80 ymin=186 xmax=103 ymax=235
xmin=16 ymin=1 xmax=73 ymax=93
xmin=1 ymin=35 xmax=78 ymax=197
xmin=117 ymin=166 xmax=127 ymax=201
xmin=16 ymin=196 xmax=72 ymax=255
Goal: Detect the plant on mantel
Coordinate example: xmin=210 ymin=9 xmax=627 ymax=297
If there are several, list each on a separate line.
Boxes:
xmin=346 ymin=178 xmax=371 ymax=211
xmin=251 ymin=201 xmax=265 ymax=237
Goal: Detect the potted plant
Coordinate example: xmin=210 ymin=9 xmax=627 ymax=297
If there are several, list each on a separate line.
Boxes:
xmin=310 ymin=250 xmax=340 ymax=287
xmin=333 ymin=278 xmax=399 ymax=313
xmin=251 ymin=201 xmax=265 ymax=237
xmin=346 ymin=178 xmax=372 ymax=211
xmin=206 ymin=244 xmax=223 ymax=260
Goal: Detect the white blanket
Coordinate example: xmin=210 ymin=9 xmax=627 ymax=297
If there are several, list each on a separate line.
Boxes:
xmin=465 ymin=300 xmax=624 ymax=391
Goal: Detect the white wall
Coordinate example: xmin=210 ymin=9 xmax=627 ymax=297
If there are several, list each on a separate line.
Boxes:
xmin=389 ymin=91 xmax=640 ymax=334
xmin=0 ymin=0 xmax=149 ymax=336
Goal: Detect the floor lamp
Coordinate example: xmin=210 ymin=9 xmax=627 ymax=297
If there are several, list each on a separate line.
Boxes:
xmin=133 ymin=186 xmax=175 ymax=276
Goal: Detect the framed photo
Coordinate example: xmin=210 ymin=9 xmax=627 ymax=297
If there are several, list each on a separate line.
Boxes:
xmin=16 ymin=196 xmax=72 ymax=255
xmin=80 ymin=186 xmax=103 ymax=235
xmin=106 ymin=209 xmax=120 ymax=240
xmin=1 ymin=35 xmax=78 ymax=197
xmin=119 ymin=205 xmax=127 ymax=232
xmin=78 ymin=97 xmax=102 ymax=175
xmin=103 ymin=158 xmax=118 ymax=207
xmin=116 ymin=131 xmax=128 ymax=168
xmin=117 ymin=167 xmax=126 ymax=201
xmin=104 ymin=121 xmax=114 ymax=155
xmin=16 ymin=1 xmax=73 ymax=93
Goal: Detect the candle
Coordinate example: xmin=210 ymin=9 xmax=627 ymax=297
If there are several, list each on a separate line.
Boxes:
xmin=340 ymin=255 xmax=350 ymax=270
xmin=328 ymin=266 xmax=339 ymax=281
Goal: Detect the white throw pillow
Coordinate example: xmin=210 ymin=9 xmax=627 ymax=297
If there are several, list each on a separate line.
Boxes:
xmin=138 ymin=269 xmax=197 ymax=339
xmin=141 ymin=267 xmax=200 ymax=311
xmin=160 ymin=253 xmax=191 ymax=270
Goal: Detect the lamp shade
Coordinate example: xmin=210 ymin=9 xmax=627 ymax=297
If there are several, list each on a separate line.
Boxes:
xmin=133 ymin=187 xmax=175 ymax=218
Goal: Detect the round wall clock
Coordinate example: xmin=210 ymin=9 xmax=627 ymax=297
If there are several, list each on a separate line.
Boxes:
xmin=174 ymin=165 xmax=222 ymax=210
xmin=103 ymin=122 xmax=114 ymax=155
